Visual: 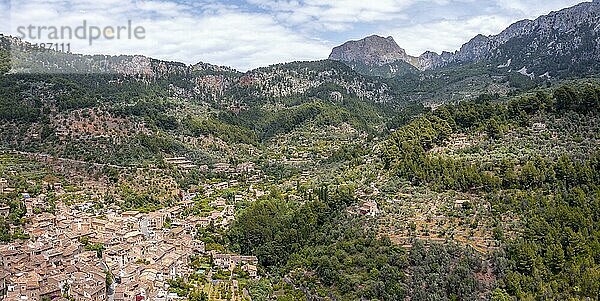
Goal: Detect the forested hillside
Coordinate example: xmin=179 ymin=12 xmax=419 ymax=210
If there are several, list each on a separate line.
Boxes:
xmin=223 ymin=80 xmax=600 ymax=300
xmin=0 ymin=27 xmax=599 ymax=301
xmin=381 ymin=81 xmax=600 ymax=300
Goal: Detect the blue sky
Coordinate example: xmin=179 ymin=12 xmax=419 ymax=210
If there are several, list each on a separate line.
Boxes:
xmin=0 ymin=0 xmax=588 ymax=70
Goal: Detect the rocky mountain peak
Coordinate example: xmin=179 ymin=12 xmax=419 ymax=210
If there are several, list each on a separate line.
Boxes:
xmin=329 ymin=35 xmax=414 ymax=67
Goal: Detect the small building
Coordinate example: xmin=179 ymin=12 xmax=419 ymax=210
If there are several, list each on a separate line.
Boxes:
xmin=242 ymin=264 xmax=258 ymax=278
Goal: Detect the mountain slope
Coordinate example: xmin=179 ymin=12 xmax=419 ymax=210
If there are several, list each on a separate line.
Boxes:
xmin=0 ymin=36 xmax=415 ymax=167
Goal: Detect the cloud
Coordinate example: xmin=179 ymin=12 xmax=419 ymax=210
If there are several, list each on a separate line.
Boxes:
xmin=495 ymin=0 xmax=585 ymax=17
xmin=0 ymin=0 xmax=9 ymax=34
xmin=385 ymin=15 xmax=516 ymax=55
xmin=247 ymin=0 xmax=417 ymax=31
xmin=382 ymin=0 xmax=589 ymax=56
xmin=5 ymin=0 xmax=331 ymax=71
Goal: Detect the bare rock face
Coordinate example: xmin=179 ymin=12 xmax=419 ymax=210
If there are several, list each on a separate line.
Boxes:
xmin=329 ymin=35 xmax=417 ymax=67
xmin=418 ymin=1 xmax=600 ymax=73
xmin=328 ymin=35 xmax=421 ymax=77
xmin=417 ymin=51 xmax=453 ymax=70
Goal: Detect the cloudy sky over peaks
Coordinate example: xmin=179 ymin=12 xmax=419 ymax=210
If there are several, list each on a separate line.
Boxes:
xmin=0 ymin=0 xmax=588 ymax=70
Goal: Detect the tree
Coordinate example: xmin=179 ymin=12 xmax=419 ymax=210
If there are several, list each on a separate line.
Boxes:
xmin=491 ymin=288 xmax=512 ymax=301
xmin=485 ymin=117 xmax=505 ymax=140
xmin=553 ymin=85 xmax=577 ymax=112
xmin=189 ymin=291 xmax=208 ymax=301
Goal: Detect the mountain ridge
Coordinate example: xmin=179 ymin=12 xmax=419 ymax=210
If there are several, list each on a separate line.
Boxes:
xmin=329 ymin=1 xmax=600 ymax=77
xmin=1 ymin=1 xmax=599 ymax=107
xmin=329 ymin=35 xmax=418 ymax=67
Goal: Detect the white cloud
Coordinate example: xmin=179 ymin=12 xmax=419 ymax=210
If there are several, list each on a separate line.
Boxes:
xmin=0 ymin=1 xmax=9 ymax=34
xmin=385 ymin=15 xmax=515 ymax=55
xmin=495 ymin=0 xmax=586 ymax=17
xmin=247 ymin=0 xmax=416 ymax=31
xmin=383 ymin=0 xmax=589 ymax=56
xmin=5 ymin=0 xmax=331 ymax=71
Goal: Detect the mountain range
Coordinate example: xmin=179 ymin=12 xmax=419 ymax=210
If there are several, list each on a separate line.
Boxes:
xmin=2 ymin=1 xmax=600 ymax=81
xmin=0 ymin=1 xmax=598 ymax=108
xmin=329 ymin=1 xmax=600 ymax=78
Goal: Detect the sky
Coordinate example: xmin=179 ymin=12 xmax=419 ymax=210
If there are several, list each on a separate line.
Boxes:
xmin=0 ymin=0 xmax=588 ymax=71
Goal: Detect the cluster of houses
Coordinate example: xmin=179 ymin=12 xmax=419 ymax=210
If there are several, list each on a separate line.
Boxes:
xmin=0 ymin=204 xmax=112 ymax=301
xmin=212 ymin=254 xmax=258 ymax=278
xmin=0 ymin=185 xmax=259 ymax=301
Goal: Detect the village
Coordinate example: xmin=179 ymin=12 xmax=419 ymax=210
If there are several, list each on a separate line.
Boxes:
xmin=0 ymin=155 xmax=264 ymax=301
